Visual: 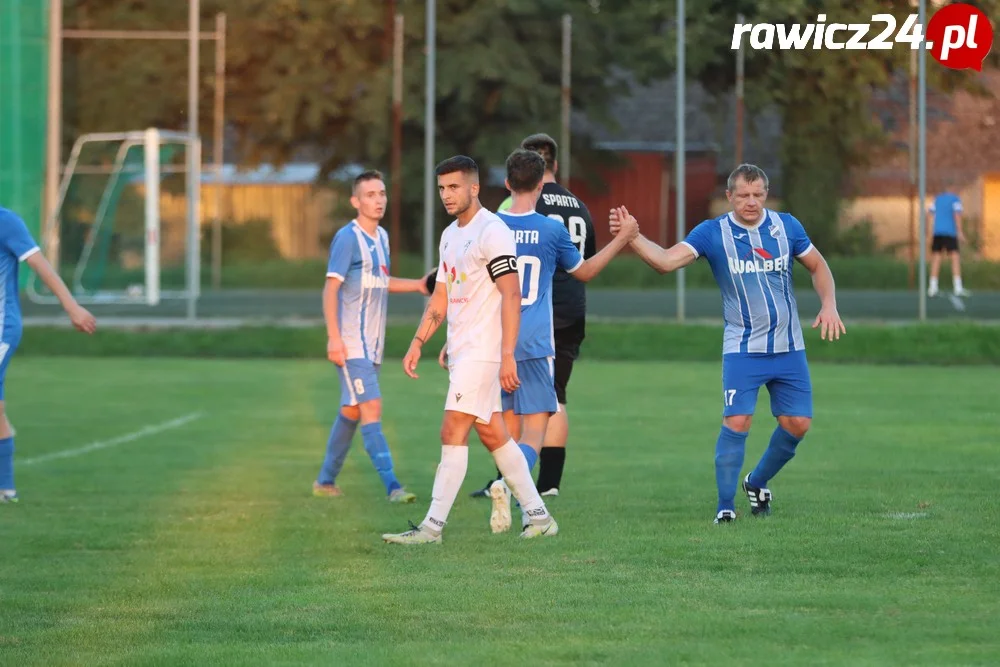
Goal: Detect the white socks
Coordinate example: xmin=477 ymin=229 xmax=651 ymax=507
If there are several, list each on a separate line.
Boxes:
xmin=421 ymin=445 xmax=468 ymax=534
xmin=954 ymin=276 xmax=964 ymax=292
xmin=492 ymin=439 xmax=549 ymax=523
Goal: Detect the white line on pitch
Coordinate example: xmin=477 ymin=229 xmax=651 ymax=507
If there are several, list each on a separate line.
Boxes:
xmin=20 ymin=412 xmax=205 ymax=466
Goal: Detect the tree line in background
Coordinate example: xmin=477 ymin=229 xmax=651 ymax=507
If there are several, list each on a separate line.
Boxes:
xmin=62 ymin=0 xmax=998 ymax=253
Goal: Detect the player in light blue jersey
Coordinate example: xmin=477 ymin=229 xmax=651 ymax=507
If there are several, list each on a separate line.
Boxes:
xmin=927 ymin=187 xmax=969 ymax=297
xmin=0 ymin=207 xmax=97 ymax=504
xmin=451 ymin=149 xmax=636 ymax=531
xmin=313 ymin=170 xmax=429 ymax=503
xmin=611 ymin=164 xmax=846 ymax=523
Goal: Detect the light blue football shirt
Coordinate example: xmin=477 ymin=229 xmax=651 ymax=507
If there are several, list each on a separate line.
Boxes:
xmin=326 ymin=221 xmax=391 ymax=364
xmin=929 ymin=193 xmax=962 ymax=237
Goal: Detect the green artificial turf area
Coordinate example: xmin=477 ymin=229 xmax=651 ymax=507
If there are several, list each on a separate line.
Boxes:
xmin=1 ymin=358 xmax=996 ymax=665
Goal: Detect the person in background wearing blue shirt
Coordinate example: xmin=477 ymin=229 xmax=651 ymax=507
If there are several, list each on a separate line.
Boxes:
xmin=609 ymin=164 xmax=846 ymax=524
xmin=313 ymin=170 xmax=429 ymax=503
xmin=0 ymin=207 xmax=97 ymax=504
xmin=927 ymin=187 xmax=970 ymax=298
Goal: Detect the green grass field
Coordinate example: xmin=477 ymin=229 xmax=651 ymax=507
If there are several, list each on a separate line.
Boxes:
xmin=1 ymin=358 xmax=998 ymax=666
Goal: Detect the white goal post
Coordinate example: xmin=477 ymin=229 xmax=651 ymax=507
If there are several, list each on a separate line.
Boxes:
xmin=27 ymin=128 xmax=201 ymax=309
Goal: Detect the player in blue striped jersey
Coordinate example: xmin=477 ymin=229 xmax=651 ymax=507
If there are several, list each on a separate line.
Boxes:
xmin=313 ymin=170 xmax=429 ymax=503
xmin=476 ymin=149 xmax=635 ymax=531
xmin=611 ymin=164 xmax=846 ymax=523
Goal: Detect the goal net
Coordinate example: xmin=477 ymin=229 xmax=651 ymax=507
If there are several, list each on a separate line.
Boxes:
xmin=27 ymin=128 xmax=201 ymax=309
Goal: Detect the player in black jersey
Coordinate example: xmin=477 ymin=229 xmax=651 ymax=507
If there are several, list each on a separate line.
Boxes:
xmin=472 ymin=133 xmax=596 ymax=498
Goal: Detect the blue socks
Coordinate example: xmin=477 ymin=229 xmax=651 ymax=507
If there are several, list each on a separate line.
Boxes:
xmin=518 ymin=443 xmax=538 ymax=471
xmin=317 ymin=414 xmax=358 ymax=486
xmin=361 ymin=422 xmax=401 ymax=495
xmin=318 ymin=416 xmax=403 ymax=496
xmin=715 ymin=426 xmax=748 ymax=512
xmin=749 ymin=426 xmax=801 ymax=489
xmin=0 ymin=437 xmax=14 ymax=490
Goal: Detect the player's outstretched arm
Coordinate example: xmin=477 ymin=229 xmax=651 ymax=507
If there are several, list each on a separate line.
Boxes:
xmin=797 ymin=247 xmax=846 ymax=341
xmin=24 ymin=252 xmax=96 ymax=334
xmin=609 ymin=206 xmax=696 ymax=274
xmin=632 ymin=237 xmax=697 ymax=274
xmin=403 ymin=282 xmax=447 ymax=379
xmin=389 ymin=275 xmax=431 ymax=295
xmin=571 ymin=208 xmax=639 ymax=282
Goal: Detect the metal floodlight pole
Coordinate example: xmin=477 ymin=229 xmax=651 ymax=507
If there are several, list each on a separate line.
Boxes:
xmin=45 ymin=0 xmax=63 ymax=268
xmin=187 ymin=0 xmax=200 ymax=320
xmin=391 ymin=9 xmax=404 ymax=251
xmin=423 ymin=0 xmax=436 ymax=275
xmin=561 ymin=14 xmax=572 ymax=184
xmin=211 ymin=12 xmax=226 ymax=290
xmin=908 ymin=45 xmax=917 ymax=290
xmin=735 ymin=12 xmax=745 ymax=167
xmin=676 ymin=0 xmax=686 ymax=322
xmin=917 ymin=0 xmax=928 ymax=322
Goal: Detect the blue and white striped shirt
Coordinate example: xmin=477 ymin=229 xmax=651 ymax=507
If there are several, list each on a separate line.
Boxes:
xmin=326 ymin=221 xmax=391 ymax=364
xmin=683 ymin=210 xmax=814 ymax=355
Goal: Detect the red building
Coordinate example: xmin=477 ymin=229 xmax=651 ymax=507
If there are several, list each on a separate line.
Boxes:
xmin=567 ymin=141 xmax=719 ymax=249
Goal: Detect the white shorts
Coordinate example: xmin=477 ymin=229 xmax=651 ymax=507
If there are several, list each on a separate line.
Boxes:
xmin=445 ymin=360 xmax=501 ymax=424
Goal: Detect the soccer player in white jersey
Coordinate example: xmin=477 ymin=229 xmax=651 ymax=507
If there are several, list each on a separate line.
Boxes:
xmin=484 ymin=149 xmax=636 ymax=531
xmin=313 ymin=170 xmax=428 ymax=503
xmin=610 ymin=164 xmax=846 ymax=523
xmin=382 ymin=156 xmax=557 ymax=544
xmin=0 ymin=207 xmax=97 ymax=504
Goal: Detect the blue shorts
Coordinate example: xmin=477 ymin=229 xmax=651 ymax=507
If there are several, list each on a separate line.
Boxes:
xmin=721 ymin=351 xmax=812 ymax=418
xmin=0 ymin=339 xmax=17 ymax=401
xmin=338 ymin=358 xmax=382 ymax=407
xmin=502 ymin=357 xmax=558 ymax=416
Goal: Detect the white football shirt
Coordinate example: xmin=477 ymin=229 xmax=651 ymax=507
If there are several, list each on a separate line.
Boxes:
xmin=436 ymin=207 xmax=517 ymax=363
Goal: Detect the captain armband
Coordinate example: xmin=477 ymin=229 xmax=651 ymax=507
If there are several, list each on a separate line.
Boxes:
xmin=487 ymin=255 xmax=519 ymax=282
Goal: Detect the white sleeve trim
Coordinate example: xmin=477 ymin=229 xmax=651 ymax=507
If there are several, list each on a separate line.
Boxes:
xmin=326 ymin=272 xmax=345 ymax=282
xmin=680 ymin=241 xmax=699 ymax=259
xmin=482 ymin=218 xmax=517 ymax=258
xmin=796 ymin=243 xmax=815 ymax=258
xmin=18 ymin=246 xmax=40 ymax=262
xmin=564 ymin=257 xmax=585 ymax=274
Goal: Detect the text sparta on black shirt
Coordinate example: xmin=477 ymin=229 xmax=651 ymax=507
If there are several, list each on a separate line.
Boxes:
xmin=534 ymin=182 xmax=597 ymax=328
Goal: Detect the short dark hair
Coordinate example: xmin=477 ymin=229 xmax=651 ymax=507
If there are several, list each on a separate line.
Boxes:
xmin=727 ymin=164 xmax=769 ymax=191
xmin=435 ymin=155 xmax=479 ymax=178
xmin=353 ymin=169 xmax=384 ymax=193
xmin=505 ymin=149 xmax=545 ymax=193
xmin=520 ymin=133 xmax=558 ymax=172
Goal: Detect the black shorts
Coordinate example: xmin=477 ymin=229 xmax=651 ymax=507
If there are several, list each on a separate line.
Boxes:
xmin=931 ymin=235 xmax=959 ymax=252
xmin=553 ymin=318 xmax=586 ymax=404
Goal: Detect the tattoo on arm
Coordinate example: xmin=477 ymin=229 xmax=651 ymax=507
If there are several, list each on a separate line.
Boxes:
xmin=414 ymin=308 xmax=444 ymax=346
